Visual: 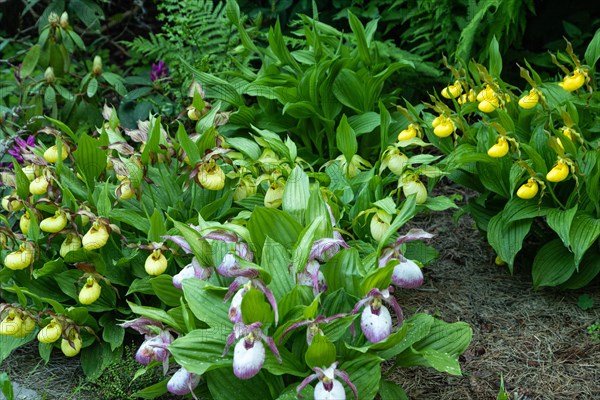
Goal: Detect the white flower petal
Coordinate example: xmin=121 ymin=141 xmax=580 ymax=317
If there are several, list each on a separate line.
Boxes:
xmin=314 ymin=379 xmax=346 ymax=400
xmin=360 ymin=305 xmax=392 ymax=343
xmin=391 ymin=258 xmax=424 ymax=288
xmin=233 ymin=339 xmax=265 ymax=380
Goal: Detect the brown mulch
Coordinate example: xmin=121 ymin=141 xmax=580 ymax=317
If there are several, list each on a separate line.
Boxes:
xmin=392 ymin=190 xmax=600 ymax=400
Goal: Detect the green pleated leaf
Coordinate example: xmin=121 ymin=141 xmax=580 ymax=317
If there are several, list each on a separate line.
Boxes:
xmin=282 ymin=166 xmax=310 ymax=223
xmin=150 ymin=275 xmax=181 ymax=307
xmin=169 ymin=329 xmax=231 ymax=376
xmin=148 ymin=209 xmax=167 ymax=243
xmin=291 ymin=216 xmax=324 ymax=275
xmin=584 ymin=28 xmax=600 ymax=67
xmin=247 ymin=207 xmax=303 ymax=257
xmin=347 ymin=10 xmax=371 ymax=65
xmin=306 ymin=185 xmax=333 ymax=239
xmin=488 ymin=36 xmax=502 ymax=77
xmin=86 ymin=77 xmax=98 ymax=97
xmin=305 ymin=334 xmax=336 ymax=369
xmin=546 ymin=206 xmax=577 ymax=249
xmin=261 ymin=238 xmax=293 ymax=301
xmin=127 ymin=301 xmax=183 ymax=331
xmin=561 ymin=245 xmax=600 ymax=289
xmin=341 ymin=354 xmax=382 ymax=400
xmin=336 ymin=114 xmax=357 ymax=164
xmin=379 ymin=379 xmax=409 ymax=400
xmin=348 ymin=112 xmax=380 ymax=136
xmin=72 ymin=133 xmax=107 ymax=187
xmin=130 ymin=378 xmax=169 ymax=399
xmin=569 ymin=213 xmax=600 ymax=267
xmin=532 ymin=239 xmax=576 ymax=288
xmin=206 ymin=369 xmax=273 ymax=400
xmin=501 ymin=197 xmax=548 ymax=222
xmin=487 ymin=213 xmax=532 ymax=272
xmin=182 ymin=279 xmax=230 ymax=329
xmin=321 ymin=248 xmax=362 ymax=296
xmin=171 ymin=220 xmax=213 ymax=268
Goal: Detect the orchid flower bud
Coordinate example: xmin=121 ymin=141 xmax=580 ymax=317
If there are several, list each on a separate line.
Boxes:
xmin=44 ymin=67 xmax=55 ymax=84
xmin=441 ymin=80 xmax=462 ymax=99
xmin=92 ymin=56 xmax=103 ymax=75
xmin=20 ymin=212 xmax=31 ymax=235
xmin=59 ymin=12 xmax=69 ymax=28
xmin=115 ymin=178 xmax=135 ymax=200
xmin=402 ymin=178 xmax=427 ymax=204
xmin=264 ymin=180 xmax=285 ymax=208
xmin=370 ymin=209 xmax=392 ymax=242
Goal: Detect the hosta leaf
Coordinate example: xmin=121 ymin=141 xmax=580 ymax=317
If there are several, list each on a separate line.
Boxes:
xmin=546 ymin=206 xmax=578 ymax=249
xmin=487 ymin=213 xmax=532 ymax=272
xmin=569 ymin=212 xmax=600 ymax=267
xmin=532 ymin=239 xmax=576 ymax=288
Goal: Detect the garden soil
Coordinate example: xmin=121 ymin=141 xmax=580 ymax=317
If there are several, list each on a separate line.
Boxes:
xmin=2 ymin=188 xmax=600 ymax=400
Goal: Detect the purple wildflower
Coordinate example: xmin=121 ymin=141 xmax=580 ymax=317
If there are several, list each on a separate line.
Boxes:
xmin=150 ymin=61 xmax=170 ymax=82
xmin=7 ymin=135 xmax=36 ymax=164
xmin=352 ymin=287 xmax=403 ymax=343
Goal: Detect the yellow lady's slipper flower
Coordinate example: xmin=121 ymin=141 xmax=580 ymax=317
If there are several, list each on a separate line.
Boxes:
xmin=397 ymin=124 xmax=418 ymax=141
xmin=557 ymin=127 xmax=575 ymax=150
xmin=402 ymin=178 xmax=428 ymax=204
xmin=476 ymin=85 xmax=495 ymax=102
xmin=233 ymin=176 xmax=257 ymax=202
xmin=546 ymin=160 xmax=569 ymax=182
xmin=13 ymin=316 xmax=36 ymax=338
xmin=20 ymin=212 xmax=31 ymax=235
xmin=433 ymin=117 xmax=455 ymax=138
xmin=431 ymin=115 xmax=444 ymax=128
xmin=79 ymin=277 xmax=101 ymax=304
xmin=4 ymin=243 xmax=34 ymax=270
xmin=61 ymin=332 xmax=82 ymax=357
xmin=60 ymin=233 xmax=82 ymax=258
xmin=264 ymin=180 xmax=285 ymax=209
xmin=382 ymin=147 xmax=408 ymax=176
xmin=40 ymin=210 xmax=68 ymax=233
xmin=559 ymin=69 xmax=586 ymax=92
xmin=43 ymin=144 xmax=69 ymax=163
xmin=187 ymin=107 xmax=200 ymax=121
xmin=478 ymin=98 xmax=499 ymax=113
xmin=22 ymin=164 xmax=36 ymax=181
xmin=518 ymin=89 xmax=540 ymax=109
xmin=487 ymin=137 xmax=509 ymax=158
xmin=29 ymin=175 xmax=49 ymax=195
xmin=2 ymin=194 xmax=23 ymax=212
xmin=145 ymin=249 xmax=168 ymax=276
xmin=196 ymin=161 xmax=226 ymax=191
xmin=82 ymin=222 xmax=110 ymax=250
xmin=115 ymin=178 xmax=135 ymax=200
xmin=441 ymin=80 xmax=463 ymax=99
xmin=370 ymin=210 xmax=392 ymax=242
xmin=516 ymin=178 xmax=539 ymax=199
xmin=457 ymin=89 xmax=476 ymax=105
xmin=0 ymin=311 xmax=22 ymax=336
xmin=37 ymin=319 xmax=62 ymax=343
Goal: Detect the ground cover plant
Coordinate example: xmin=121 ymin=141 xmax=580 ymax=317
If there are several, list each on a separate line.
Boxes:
xmin=0 ymin=1 xmax=471 ymax=399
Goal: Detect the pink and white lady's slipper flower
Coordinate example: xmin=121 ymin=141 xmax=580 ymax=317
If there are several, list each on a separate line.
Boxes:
xmin=297 ymin=259 xmax=328 ymax=296
xmin=296 ymin=362 xmax=358 ymax=400
xmin=352 ymin=287 xmax=404 ymax=343
xmin=172 ymin=257 xmax=212 ymax=289
xmin=378 ymin=228 xmax=433 ymax=289
xmin=223 ymin=322 xmax=281 ymax=380
xmin=167 ymin=367 xmax=200 ymax=398
xmin=134 ymin=329 xmax=174 ymax=373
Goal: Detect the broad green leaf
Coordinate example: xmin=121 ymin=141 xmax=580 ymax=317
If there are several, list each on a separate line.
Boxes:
xmin=72 ymin=133 xmax=107 ymax=188
xmin=341 ymin=354 xmax=382 ymax=400
xmin=241 ymin=288 xmax=274 ymax=325
xmin=169 ymin=329 xmax=231 ymax=375
xmin=33 ymin=258 xmax=65 ymax=279
xmin=11 ymin=161 xmax=30 ymax=200
xmin=546 ymin=206 xmax=577 ymax=249
xmin=360 ymin=259 xmax=397 ymax=295
xmin=377 ymin=196 xmax=417 ymax=256
xmin=305 ymin=334 xmax=336 ymax=369
xmin=321 ymin=248 xmax=362 ymax=296
xmin=20 ymin=44 xmax=40 ymax=77
xmin=261 ymin=238 xmax=293 ymax=300
xmin=171 ymin=220 xmax=213 ymax=267
xmin=127 ymin=301 xmax=182 ymax=330
xmin=182 ymin=279 xmax=230 ymax=328
xmin=282 ymin=166 xmax=310 ymax=223
xmin=487 ymin=214 xmax=532 ymax=272
xmin=336 ymin=114 xmax=357 ymax=164
xmin=150 ymin=275 xmax=181 ymax=307
xmin=176 ymin=122 xmax=200 ymax=165
xmin=87 ymin=77 xmax=98 ymax=97
xmin=140 ymin=116 xmax=162 ymax=164
xmin=100 ymin=315 xmax=125 ymax=352
xmin=501 ymin=197 xmax=547 ymax=222
xmin=569 ymin=213 xmax=600 ymax=267
xmin=305 ymin=185 xmax=333 ymax=239
xmin=488 ymin=36 xmax=502 ymax=77
xmin=562 ymin=246 xmax=600 ymax=289
xmin=347 ymin=10 xmax=371 ymax=64
xmin=148 ymin=209 xmax=167 ymax=243
xmin=379 ymin=379 xmax=408 ymax=400
xmin=130 ymin=378 xmax=169 ymax=399
xmin=247 ymin=207 xmax=303 ymax=257
xmin=0 ymin=331 xmax=36 ymax=364
xmin=348 ymin=112 xmax=380 ymax=136
xmin=206 ymin=369 xmax=273 ymax=400
xmin=292 ymin=216 xmax=324 ymax=274
xmin=532 ymin=239 xmax=576 ymax=288
xmin=584 ymin=28 xmax=600 ymax=67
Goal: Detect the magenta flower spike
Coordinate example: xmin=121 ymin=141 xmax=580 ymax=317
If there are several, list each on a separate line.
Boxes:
xmin=296 ymin=362 xmax=358 ymax=400
xmin=222 ymin=322 xmax=281 ymax=380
